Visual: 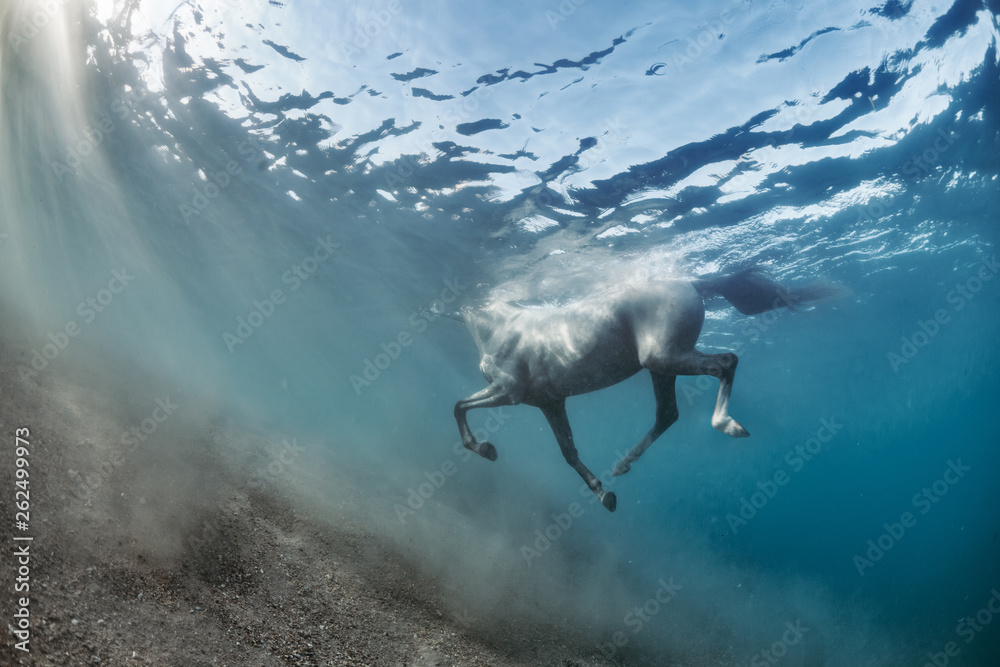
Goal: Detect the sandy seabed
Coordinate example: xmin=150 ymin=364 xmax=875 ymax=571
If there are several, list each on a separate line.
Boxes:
xmin=0 ymin=339 xmax=629 ymax=667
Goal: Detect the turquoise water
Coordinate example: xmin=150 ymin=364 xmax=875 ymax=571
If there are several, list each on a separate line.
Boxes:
xmin=1 ymin=0 xmax=999 ymax=664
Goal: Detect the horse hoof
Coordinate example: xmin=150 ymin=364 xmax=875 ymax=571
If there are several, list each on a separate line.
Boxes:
xmin=601 ymin=491 xmax=617 ymax=512
xmin=479 ymin=441 xmax=498 ymax=461
xmin=714 ymin=417 xmax=750 ymax=438
xmin=612 ymin=460 xmax=631 ymax=477
xmin=729 ymin=423 xmax=750 ymax=438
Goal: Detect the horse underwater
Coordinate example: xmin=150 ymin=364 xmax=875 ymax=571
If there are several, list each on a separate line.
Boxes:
xmin=450 ymin=267 xmax=842 ymax=512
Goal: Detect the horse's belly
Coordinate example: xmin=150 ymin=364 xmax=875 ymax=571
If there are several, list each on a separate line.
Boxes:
xmin=523 ymin=338 xmax=641 ymax=403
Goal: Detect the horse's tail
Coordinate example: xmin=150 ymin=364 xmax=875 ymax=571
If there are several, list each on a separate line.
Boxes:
xmin=693 ymin=266 xmax=847 ymax=315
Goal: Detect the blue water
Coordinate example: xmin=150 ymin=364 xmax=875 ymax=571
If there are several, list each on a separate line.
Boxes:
xmin=2 ymin=0 xmax=999 ymax=664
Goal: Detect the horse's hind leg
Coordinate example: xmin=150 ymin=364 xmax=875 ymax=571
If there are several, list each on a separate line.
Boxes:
xmin=613 ymin=372 xmax=678 ymax=476
xmin=643 ymin=348 xmax=750 ymax=438
xmin=651 ymin=350 xmax=750 ymax=438
xmin=454 ymin=384 xmax=512 ymax=461
xmin=540 ymin=400 xmax=617 ymax=512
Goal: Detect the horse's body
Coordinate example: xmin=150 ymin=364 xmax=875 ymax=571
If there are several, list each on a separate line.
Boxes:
xmin=464 ymin=281 xmax=705 ymax=404
xmin=452 ymin=268 xmax=839 ymax=512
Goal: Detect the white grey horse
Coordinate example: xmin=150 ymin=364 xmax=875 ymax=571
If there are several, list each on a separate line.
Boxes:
xmin=451 ymin=267 xmax=841 ymax=512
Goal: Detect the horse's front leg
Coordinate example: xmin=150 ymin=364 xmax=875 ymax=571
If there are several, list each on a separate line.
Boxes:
xmin=454 ymin=384 xmax=512 ymax=461
xmin=540 ymin=400 xmax=617 ymax=512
